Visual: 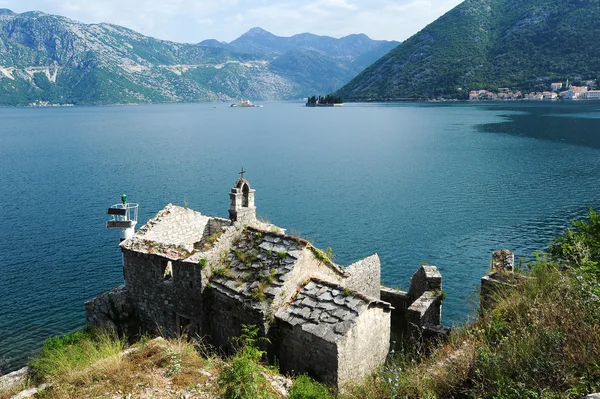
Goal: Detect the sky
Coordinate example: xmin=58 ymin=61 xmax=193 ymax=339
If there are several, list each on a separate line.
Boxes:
xmin=0 ymin=0 xmax=464 ymax=43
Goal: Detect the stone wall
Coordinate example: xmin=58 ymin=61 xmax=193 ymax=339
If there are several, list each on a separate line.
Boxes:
xmin=204 ymin=287 xmax=266 ymax=352
xmin=491 ymin=249 xmax=515 ymax=272
xmin=272 ymin=320 xmax=339 ymax=386
xmin=406 ymin=291 xmax=442 ymax=329
xmin=122 ymin=250 xmax=204 ymax=337
xmin=84 ymin=285 xmax=139 ymax=335
xmin=274 ymin=278 xmax=391 ymax=388
xmin=480 ymin=271 xmax=525 ymax=316
xmin=380 ymin=287 xmax=410 ymax=344
xmin=345 ymin=254 xmax=381 ymax=299
xmin=337 ymin=304 xmax=391 ymax=388
xmin=408 ymin=265 xmax=442 ymax=302
xmin=206 ymin=217 xmax=230 ymax=237
xmin=406 ymin=266 xmax=443 ymax=336
xmin=380 ymin=265 xmax=445 ymax=342
xmin=481 ymin=250 xmax=525 ymax=316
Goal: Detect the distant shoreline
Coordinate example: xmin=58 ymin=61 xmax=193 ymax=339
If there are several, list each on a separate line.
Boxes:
xmin=2 ymin=98 xmax=600 ymax=108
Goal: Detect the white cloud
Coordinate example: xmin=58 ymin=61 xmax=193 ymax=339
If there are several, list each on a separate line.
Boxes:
xmin=2 ymin=0 xmax=464 ymax=43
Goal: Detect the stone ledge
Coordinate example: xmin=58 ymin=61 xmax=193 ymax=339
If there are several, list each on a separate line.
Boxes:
xmin=380 ymin=286 xmax=409 ymax=303
xmin=407 ymin=290 xmax=442 ymax=328
xmin=408 ymin=265 xmax=442 ymax=302
xmin=0 ymin=367 xmax=30 ymax=391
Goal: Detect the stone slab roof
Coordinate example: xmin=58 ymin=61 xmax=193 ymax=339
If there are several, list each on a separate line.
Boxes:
xmin=211 ymin=227 xmax=310 ymax=303
xmin=122 ymin=204 xmax=210 ymax=258
xmin=211 ymin=227 xmax=349 ymax=304
xmin=277 ymin=278 xmax=392 ymax=343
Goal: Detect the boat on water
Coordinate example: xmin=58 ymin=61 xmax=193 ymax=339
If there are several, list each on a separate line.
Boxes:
xmin=230 ymin=99 xmax=263 ymax=108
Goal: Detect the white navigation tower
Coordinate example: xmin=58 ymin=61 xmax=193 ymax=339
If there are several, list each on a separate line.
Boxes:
xmin=107 ymin=194 xmax=138 ymax=242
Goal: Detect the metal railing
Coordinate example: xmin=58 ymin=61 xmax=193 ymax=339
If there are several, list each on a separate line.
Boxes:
xmin=107 ymin=203 xmax=139 ymax=223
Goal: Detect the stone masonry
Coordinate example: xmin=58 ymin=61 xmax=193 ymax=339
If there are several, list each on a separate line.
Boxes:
xmin=480 ymin=249 xmax=526 ymax=316
xmin=275 ymin=278 xmax=391 ymax=386
xmin=86 ymin=177 xmax=447 ymax=389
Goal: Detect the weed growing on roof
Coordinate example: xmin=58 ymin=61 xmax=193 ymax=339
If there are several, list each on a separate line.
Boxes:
xmin=309 ymin=246 xmax=335 ymax=266
xmin=251 ymin=283 xmax=267 ymax=302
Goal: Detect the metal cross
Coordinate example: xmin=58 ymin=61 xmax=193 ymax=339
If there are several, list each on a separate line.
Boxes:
xmin=239 ymin=167 xmax=246 ymax=179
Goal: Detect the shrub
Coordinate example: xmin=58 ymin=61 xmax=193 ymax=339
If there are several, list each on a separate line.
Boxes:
xmin=219 ymin=325 xmax=276 ymax=399
xmin=549 ymin=208 xmax=600 ymax=295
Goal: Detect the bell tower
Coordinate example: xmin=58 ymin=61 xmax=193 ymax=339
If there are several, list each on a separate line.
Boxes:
xmin=229 ymin=168 xmax=256 ymax=224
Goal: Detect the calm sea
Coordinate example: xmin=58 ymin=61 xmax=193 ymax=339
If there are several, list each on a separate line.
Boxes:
xmin=1 ymin=101 xmax=600 ymax=372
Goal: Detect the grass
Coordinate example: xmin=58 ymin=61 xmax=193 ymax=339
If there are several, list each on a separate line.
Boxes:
xmin=23 ymin=331 xmax=221 ymax=399
xmin=214 ymin=267 xmax=227 ymax=277
xmin=29 ymin=329 xmax=124 ymax=383
xmin=288 ymin=375 xmax=333 ymax=399
xmin=13 ymin=326 xmax=290 ymax=398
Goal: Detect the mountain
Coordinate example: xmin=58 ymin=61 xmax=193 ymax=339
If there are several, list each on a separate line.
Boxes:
xmin=227 ymin=28 xmax=398 ymax=94
xmin=229 ymin=28 xmax=397 ymax=60
xmin=0 ymin=11 xmax=399 ymax=105
xmin=197 ymin=39 xmax=229 ymax=49
xmin=337 ymin=0 xmax=600 ymax=101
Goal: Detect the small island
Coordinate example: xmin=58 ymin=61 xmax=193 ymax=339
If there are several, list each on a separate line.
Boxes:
xmin=306 ymin=94 xmax=344 ymax=107
xmin=230 ymin=99 xmax=263 ymax=108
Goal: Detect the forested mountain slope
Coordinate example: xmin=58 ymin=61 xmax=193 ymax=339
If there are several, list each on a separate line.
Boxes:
xmin=336 ymin=0 xmax=600 ymax=100
xmin=0 ymin=10 xmax=398 ymax=105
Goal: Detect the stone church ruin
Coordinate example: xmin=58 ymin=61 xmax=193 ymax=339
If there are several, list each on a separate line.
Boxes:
xmin=86 ymin=174 xmax=447 ymax=388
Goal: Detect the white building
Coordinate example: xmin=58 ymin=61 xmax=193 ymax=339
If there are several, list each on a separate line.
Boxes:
xmin=587 ymin=90 xmax=600 ymax=99
xmin=525 ymin=92 xmax=543 ymax=101
xmin=563 ymin=86 xmax=588 ymax=100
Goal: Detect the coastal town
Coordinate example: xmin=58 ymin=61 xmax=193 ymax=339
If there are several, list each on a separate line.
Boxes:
xmin=469 ymin=80 xmax=600 ymax=101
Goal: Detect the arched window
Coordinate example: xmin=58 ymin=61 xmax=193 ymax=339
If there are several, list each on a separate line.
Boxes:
xmin=242 ymin=183 xmax=249 ymax=207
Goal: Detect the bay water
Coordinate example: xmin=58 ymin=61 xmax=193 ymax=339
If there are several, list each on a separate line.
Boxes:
xmin=1 ymin=101 xmax=600 ymax=372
